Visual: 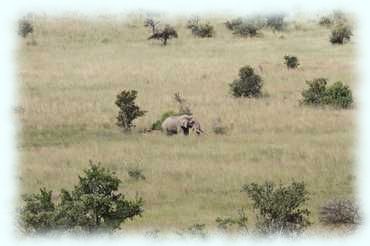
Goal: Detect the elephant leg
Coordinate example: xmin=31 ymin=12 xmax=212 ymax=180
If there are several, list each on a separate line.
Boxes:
xmin=181 ymin=127 xmax=190 ymax=136
xmin=166 ymin=128 xmax=177 ymax=136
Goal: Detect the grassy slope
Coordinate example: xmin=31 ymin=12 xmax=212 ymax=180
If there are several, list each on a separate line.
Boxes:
xmin=17 ymin=16 xmax=356 ymax=232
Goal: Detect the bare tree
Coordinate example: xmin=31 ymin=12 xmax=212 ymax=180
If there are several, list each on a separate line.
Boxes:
xmin=144 ymin=18 xmax=160 ymax=34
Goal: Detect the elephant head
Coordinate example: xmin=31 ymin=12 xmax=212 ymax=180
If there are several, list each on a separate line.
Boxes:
xmin=189 ymin=118 xmax=203 ymax=135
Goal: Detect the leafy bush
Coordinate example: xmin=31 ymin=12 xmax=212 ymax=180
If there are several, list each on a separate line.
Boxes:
xmin=191 ymin=23 xmax=215 ymax=38
xmin=115 ymin=90 xmax=146 ymax=131
xmin=301 ymin=78 xmax=328 ymax=105
xmin=212 ymin=117 xmax=228 ymax=135
xmin=301 ymin=78 xmax=353 ymax=108
xmin=330 ymin=25 xmax=352 ymax=44
xmin=323 ymin=81 xmax=353 ymax=108
xmin=127 ymin=167 xmax=146 ymax=181
xmin=230 ymin=65 xmax=263 ymax=97
xmin=151 ymin=111 xmax=177 ymax=130
xmin=319 ymin=16 xmax=333 ymax=27
xmin=266 ymin=14 xmax=286 ymax=32
xmin=226 ymin=17 xmax=264 ymax=37
xmin=216 ymin=208 xmax=248 ymax=233
xmin=242 ymin=181 xmax=311 ymax=235
xmin=319 ymin=199 xmax=360 ymax=225
xmin=18 ymin=19 xmax=34 ymax=38
xmin=20 ymin=161 xmax=143 ymax=233
xmin=284 ymin=55 xmax=300 ymax=69
xmin=148 ymin=25 xmax=178 ymax=45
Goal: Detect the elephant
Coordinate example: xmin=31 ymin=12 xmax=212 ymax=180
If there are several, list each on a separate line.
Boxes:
xmin=161 ymin=114 xmax=203 ymax=136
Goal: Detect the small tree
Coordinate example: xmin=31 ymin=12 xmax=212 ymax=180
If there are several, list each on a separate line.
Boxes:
xmin=266 ymin=14 xmax=286 ymax=32
xmin=115 ymin=90 xmax=146 ymax=131
xmin=20 ymin=161 xmax=144 ymax=233
xmin=284 ymin=55 xmax=300 ymax=69
xmin=301 ymin=78 xmax=328 ymax=105
xmin=330 ymin=25 xmax=352 ymax=44
xmin=148 ymin=25 xmax=178 ymax=46
xmin=174 ymin=92 xmax=192 ymax=115
xmin=18 ymin=19 xmax=34 ymax=38
xmin=144 ymin=18 xmax=160 ymax=34
xmin=242 ymin=181 xmax=311 ymax=235
xmin=230 ymin=65 xmax=263 ymax=97
xmin=323 ymin=81 xmax=353 ymax=108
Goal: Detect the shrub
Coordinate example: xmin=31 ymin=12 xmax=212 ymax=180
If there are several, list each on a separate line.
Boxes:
xmin=182 ymin=224 xmax=207 ymax=238
xmin=18 ymin=19 xmax=34 ymax=38
xmin=216 ymin=208 xmax=248 ymax=233
xmin=323 ymin=81 xmax=353 ymax=108
xmin=212 ymin=117 xmax=228 ymax=135
xmin=319 ymin=16 xmax=333 ymax=27
xmin=242 ymin=181 xmax=311 ymax=235
xmin=301 ymin=78 xmax=328 ymax=105
xmin=330 ymin=25 xmax=352 ymax=44
xmin=19 ymin=161 xmax=143 ymax=233
xmin=186 ymin=16 xmax=200 ymax=29
xmin=127 ymin=167 xmax=146 ymax=181
xmin=284 ymin=55 xmax=300 ymax=69
xmin=301 ymin=78 xmax=353 ymax=108
xmin=230 ymin=65 xmax=263 ymax=97
xmin=148 ymin=25 xmax=178 ymax=46
xmin=319 ymin=199 xmax=360 ymax=225
xmin=266 ymin=14 xmax=286 ymax=32
xmin=115 ymin=90 xmax=146 ymax=131
xmin=151 ymin=111 xmax=177 ymax=130
xmin=191 ymin=23 xmax=215 ymax=38
xmin=226 ymin=17 xmax=264 ymax=37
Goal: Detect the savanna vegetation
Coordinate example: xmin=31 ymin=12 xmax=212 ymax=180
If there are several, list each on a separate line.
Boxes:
xmin=17 ymin=11 xmax=357 ymax=236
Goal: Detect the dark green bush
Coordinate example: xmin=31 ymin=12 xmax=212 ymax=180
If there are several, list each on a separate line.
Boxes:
xmin=148 ymin=25 xmax=178 ymax=45
xmin=191 ymin=23 xmax=215 ymax=38
xmin=330 ymin=25 xmax=352 ymax=44
xmin=301 ymin=78 xmax=328 ymax=105
xmin=301 ymin=78 xmax=353 ymax=108
xmin=323 ymin=81 xmax=353 ymax=108
xmin=230 ymin=65 xmax=263 ymax=97
xmin=20 ymin=161 xmax=143 ymax=233
xmin=115 ymin=90 xmax=146 ymax=131
xmin=284 ymin=55 xmax=300 ymax=69
xmin=319 ymin=199 xmax=360 ymax=225
xmin=242 ymin=181 xmax=311 ymax=235
xmin=18 ymin=19 xmax=34 ymax=38
xmin=151 ymin=111 xmax=177 ymax=130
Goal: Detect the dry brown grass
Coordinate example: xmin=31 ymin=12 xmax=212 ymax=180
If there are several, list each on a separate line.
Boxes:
xmin=17 ymin=14 xmax=356 ymax=233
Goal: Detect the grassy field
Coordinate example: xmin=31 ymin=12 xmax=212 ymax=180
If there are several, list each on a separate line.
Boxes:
xmin=17 ymin=14 xmax=356 ymax=234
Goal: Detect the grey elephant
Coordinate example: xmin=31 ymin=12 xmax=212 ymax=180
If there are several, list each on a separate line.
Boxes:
xmin=161 ymin=114 xmax=203 ymax=136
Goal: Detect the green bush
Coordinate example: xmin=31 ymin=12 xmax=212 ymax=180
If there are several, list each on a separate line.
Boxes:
xmin=230 ymin=65 xmax=263 ymax=97
xmin=19 ymin=161 xmax=143 ymax=233
xmin=284 ymin=55 xmax=300 ymax=69
xmin=319 ymin=16 xmax=333 ymax=27
xmin=18 ymin=19 xmax=34 ymax=38
xmin=151 ymin=111 xmax=177 ymax=130
xmin=115 ymin=90 xmax=146 ymax=131
xmin=226 ymin=17 xmax=264 ymax=37
xmin=242 ymin=181 xmax=311 ymax=235
xmin=319 ymin=199 xmax=360 ymax=225
xmin=301 ymin=78 xmax=353 ymax=108
xmin=323 ymin=81 xmax=353 ymax=108
xmin=191 ymin=23 xmax=215 ymax=38
xmin=330 ymin=25 xmax=352 ymax=44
